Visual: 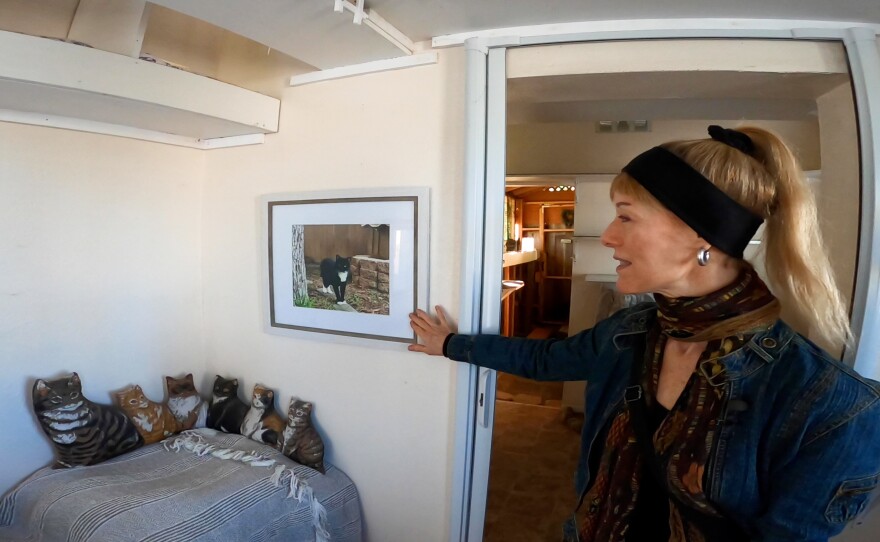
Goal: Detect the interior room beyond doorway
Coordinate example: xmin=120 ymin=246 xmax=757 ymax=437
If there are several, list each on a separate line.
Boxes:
xmin=482 ymin=38 xmax=860 ymax=542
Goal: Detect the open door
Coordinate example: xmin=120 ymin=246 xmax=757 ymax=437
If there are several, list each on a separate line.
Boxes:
xmin=455 ymin=30 xmax=880 ymax=541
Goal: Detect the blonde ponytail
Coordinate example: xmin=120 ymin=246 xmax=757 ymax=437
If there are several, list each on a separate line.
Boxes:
xmin=740 ymin=127 xmax=853 ymax=350
xmin=660 ymin=127 xmax=853 ymax=350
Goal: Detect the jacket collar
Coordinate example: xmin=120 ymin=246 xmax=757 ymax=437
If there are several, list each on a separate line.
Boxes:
xmin=612 ymin=302 xmax=796 ymax=386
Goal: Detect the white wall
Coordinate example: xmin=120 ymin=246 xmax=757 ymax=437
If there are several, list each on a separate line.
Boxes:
xmin=815 ymin=82 xmax=860 ymax=355
xmin=200 ymin=49 xmax=466 ymax=541
xmin=0 ymin=123 xmax=205 ymax=492
xmin=507 ymin=119 xmax=820 ymax=174
xmin=0 ymin=48 xmax=467 ymax=541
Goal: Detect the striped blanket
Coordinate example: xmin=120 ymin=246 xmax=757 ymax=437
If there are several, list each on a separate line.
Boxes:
xmin=0 ymin=429 xmax=362 ymax=541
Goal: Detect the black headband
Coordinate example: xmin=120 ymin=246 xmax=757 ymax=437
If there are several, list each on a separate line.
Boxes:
xmin=622 ymin=146 xmax=763 ymax=258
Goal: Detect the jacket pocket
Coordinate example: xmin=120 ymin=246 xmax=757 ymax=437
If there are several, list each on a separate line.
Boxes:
xmin=824 ymin=473 xmax=879 ymax=524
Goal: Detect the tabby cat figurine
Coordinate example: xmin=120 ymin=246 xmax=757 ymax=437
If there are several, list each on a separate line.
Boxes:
xmin=165 ymin=374 xmax=207 ymax=430
xmin=33 ymin=373 xmax=143 ymax=467
xmin=282 ymin=398 xmax=326 ymax=474
xmin=240 ymin=384 xmax=285 ymax=449
xmin=114 ymin=384 xmax=181 ymax=444
xmin=207 ymin=375 xmax=249 ymax=434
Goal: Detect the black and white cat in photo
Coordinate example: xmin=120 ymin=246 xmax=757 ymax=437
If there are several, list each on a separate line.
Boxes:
xmin=319 ymin=255 xmax=351 ymax=305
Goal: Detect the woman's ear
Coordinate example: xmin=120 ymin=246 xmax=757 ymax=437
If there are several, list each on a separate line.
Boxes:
xmin=692 ymin=233 xmax=712 ymax=251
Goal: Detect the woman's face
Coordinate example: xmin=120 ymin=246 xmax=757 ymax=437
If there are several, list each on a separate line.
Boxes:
xmin=600 ymin=192 xmax=706 ymax=297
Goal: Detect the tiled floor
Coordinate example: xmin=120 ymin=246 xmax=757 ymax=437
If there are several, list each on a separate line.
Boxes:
xmin=495 ymin=373 xmax=563 ymax=407
xmin=483 ymin=400 xmax=583 ymax=542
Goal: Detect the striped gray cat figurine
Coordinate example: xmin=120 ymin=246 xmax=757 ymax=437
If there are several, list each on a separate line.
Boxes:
xmin=33 ymin=372 xmax=143 ymax=467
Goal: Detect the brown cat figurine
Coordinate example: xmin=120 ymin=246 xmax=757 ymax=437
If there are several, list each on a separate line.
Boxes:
xmin=241 ymin=384 xmax=286 ymax=449
xmin=282 ymin=397 xmax=326 ymax=474
xmin=115 ymin=385 xmax=181 ymax=444
xmin=165 ymin=374 xmax=207 ymax=430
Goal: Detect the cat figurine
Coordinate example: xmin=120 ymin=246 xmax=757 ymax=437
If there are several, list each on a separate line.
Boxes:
xmin=240 ymin=384 xmax=286 ymax=449
xmin=207 ymin=375 xmax=249 ymax=434
xmin=33 ymin=372 xmax=143 ymax=467
xmin=165 ymin=374 xmax=207 ymax=430
xmin=114 ymin=384 xmax=181 ymax=444
xmin=282 ymin=397 xmax=326 ymax=474
xmin=319 ymin=255 xmax=351 ymax=304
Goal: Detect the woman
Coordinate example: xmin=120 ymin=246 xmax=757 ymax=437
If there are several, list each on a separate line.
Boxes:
xmin=409 ymin=126 xmax=880 ymax=541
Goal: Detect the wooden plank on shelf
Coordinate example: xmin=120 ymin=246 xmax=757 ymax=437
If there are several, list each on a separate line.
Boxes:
xmin=527 ymin=327 xmax=554 ymax=339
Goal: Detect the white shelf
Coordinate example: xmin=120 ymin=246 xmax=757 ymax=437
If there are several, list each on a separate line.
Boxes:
xmin=0 ymin=30 xmax=280 ymax=149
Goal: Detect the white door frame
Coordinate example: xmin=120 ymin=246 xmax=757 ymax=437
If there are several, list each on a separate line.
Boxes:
xmin=450 ymin=20 xmax=880 ymax=542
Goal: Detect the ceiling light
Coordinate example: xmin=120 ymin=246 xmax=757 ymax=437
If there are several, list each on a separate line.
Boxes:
xmin=595 ymin=120 xmax=651 ymax=133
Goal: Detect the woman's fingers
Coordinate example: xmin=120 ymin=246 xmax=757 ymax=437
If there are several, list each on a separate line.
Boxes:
xmin=435 ymin=306 xmax=450 ymax=330
xmin=409 ymin=312 xmax=434 ymax=334
xmin=410 ymin=310 xmax=444 ymax=333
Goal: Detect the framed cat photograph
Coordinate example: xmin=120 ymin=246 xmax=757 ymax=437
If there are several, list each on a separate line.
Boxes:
xmin=262 ymin=188 xmax=429 ymax=344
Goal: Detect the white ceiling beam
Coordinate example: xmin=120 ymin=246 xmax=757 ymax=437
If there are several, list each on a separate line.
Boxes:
xmin=364 ymin=9 xmax=415 ymax=54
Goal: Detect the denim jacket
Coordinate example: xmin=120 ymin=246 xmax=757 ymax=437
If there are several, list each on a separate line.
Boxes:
xmin=446 ymin=303 xmax=880 ymax=541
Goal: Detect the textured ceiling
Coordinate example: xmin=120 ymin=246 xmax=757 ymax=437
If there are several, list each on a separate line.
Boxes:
xmin=149 ymin=0 xmax=880 ymax=69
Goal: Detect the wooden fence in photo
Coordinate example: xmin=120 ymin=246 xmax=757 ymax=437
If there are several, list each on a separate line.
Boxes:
xmin=303 ymin=224 xmax=390 ymax=262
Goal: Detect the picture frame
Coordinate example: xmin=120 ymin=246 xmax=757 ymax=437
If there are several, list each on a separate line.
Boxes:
xmin=263 ymin=188 xmax=429 ymax=344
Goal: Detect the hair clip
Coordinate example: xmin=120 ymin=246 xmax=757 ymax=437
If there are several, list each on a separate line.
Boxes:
xmin=708 ymin=125 xmax=755 ymax=155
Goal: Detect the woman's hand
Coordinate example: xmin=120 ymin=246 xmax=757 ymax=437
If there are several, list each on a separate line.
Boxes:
xmin=408 ymin=305 xmax=455 ymax=356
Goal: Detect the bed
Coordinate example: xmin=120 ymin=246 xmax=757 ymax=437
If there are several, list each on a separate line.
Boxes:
xmin=0 ymin=429 xmax=362 ymax=541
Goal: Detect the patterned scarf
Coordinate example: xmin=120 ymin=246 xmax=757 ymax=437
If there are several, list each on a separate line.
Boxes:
xmin=577 ymin=264 xmax=779 ymax=542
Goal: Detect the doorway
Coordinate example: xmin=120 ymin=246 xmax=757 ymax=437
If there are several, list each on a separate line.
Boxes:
xmin=484 ymin=177 xmax=580 ymax=540
xmin=466 ymin=36 xmax=869 ymax=541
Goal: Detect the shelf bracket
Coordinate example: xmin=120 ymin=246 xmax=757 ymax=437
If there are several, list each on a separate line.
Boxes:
xmin=331 ymin=0 xmax=414 ymax=54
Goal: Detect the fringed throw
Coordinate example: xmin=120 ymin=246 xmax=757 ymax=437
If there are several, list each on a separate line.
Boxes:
xmin=164 ymin=430 xmax=330 ymax=542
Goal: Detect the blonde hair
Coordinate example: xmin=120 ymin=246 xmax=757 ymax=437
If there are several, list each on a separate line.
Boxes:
xmin=611 ymin=126 xmax=853 ymax=349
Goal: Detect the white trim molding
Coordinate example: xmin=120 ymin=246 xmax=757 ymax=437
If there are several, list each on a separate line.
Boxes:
xmin=0 ymin=109 xmax=265 ymax=149
xmin=449 ymin=37 xmax=490 ymax=542
xmin=290 ymin=53 xmax=438 ymax=87
xmin=433 ymin=18 xmax=880 ymax=48
xmin=843 ymin=26 xmax=880 ymax=376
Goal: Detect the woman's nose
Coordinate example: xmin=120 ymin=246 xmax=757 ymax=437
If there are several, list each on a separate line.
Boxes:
xmin=600 ymin=223 xmax=617 ymax=248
